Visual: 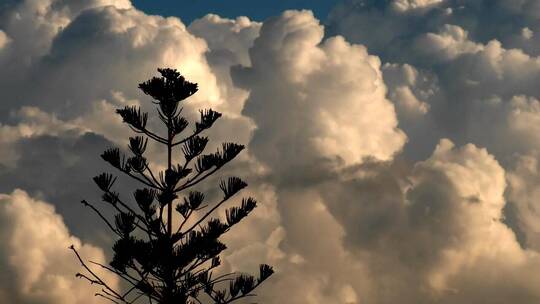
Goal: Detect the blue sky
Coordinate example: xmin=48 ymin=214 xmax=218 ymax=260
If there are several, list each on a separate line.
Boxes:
xmin=131 ymin=0 xmax=336 ymax=23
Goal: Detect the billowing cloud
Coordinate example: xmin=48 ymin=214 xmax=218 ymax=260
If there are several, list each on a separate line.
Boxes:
xmin=223 ymin=17 xmax=409 ymax=302
xmin=0 ymin=107 xmax=82 ymax=166
xmin=323 ymin=1 xmax=540 ymax=301
xmin=189 ymin=14 xmax=261 ymax=67
xmin=0 ymin=189 xmax=118 ymax=304
xmin=507 ymin=152 xmax=540 ymax=250
xmin=415 ymin=24 xmax=483 ymax=61
xmin=327 ymin=0 xmax=540 ymax=63
xmin=391 ymin=0 xmax=445 ymax=12
xmin=0 ymin=30 xmax=9 ymax=50
xmin=0 ymin=0 xmax=257 ymax=243
xmin=188 ymin=14 xmax=263 ymax=147
xmin=3 ymin=0 xmax=540 ymax=303
xmin=0 ymin=2 xmax=271 ymax=303
xmin=233 ymin=10 xmax=406 ymax=172
xmin=382 ymin=63 xmax=433 ymax=119
xmin=317 ymin=140 xmax=540 ymax=303
xmin=329 ymin=2 xmax=540 ymax=161
xmin=0 ymin=0 xmax=223 ymax=123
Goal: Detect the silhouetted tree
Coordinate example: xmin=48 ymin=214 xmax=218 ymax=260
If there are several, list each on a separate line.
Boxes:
xmin=71 ymin=68 xmax=273 ymax=304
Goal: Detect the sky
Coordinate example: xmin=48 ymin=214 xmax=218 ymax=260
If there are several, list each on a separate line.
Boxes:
xmin=131 ymin=0 xmax=336 ymax=23
xmin=1 ymin=0 xmax=540 ymax=303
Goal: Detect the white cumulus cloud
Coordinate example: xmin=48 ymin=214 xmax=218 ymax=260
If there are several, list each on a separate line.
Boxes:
xmin=391 ymin=0 xmax=445 ymax=12
xmin=0 ymin=189 xmax=119 ymax=304
xmin=3 ymin=0 xmax=540 ymax=303
xmin=233 ymin=10 xmax=406 ymax=170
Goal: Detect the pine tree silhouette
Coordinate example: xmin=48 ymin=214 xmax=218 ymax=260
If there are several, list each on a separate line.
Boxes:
xmin=71 ymin=68 xmax=273 ymax=304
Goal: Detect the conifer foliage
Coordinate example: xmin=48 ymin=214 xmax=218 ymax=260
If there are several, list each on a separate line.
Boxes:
xmin=71 ymin=68 xmax=273 ymax=304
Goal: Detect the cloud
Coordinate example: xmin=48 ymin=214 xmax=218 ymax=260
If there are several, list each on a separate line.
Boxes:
xmin=0 ymin=0 xmax=257 ymax=242
xmin=0 ymin=107 xmax=82 ymax=166
xmin=233 ymin=137 xmax=540 ymax=304
xmin=382 ymin=63 xmax=432 ymax=118
xmin=507 ymin=152 xmax=540 ymax=250
xmin=0 ymin=0 xmax=258 ymax=198
xmin=328 ymin=3 xmax=540 ymax=278
xmin=391 ymin=0 xmax=445 ymax=12
xmin=188 ymin=14 xmax=262 ymax=147
xmin=189 ymin=14 xmax=261 ymax=67
xmin=327 ymin=0 xmax=540 ymax=62
xmin=0 ymin=189 xmax=118 ymax=304
xmin=0 ymin=3 xmax=276 ymax=303
xmin=0 ymin=0 xmax=223 ymax=123
xmin=192 ymin=8 xmax=540 ymax=302
xmin=249 ymin=188 xmax=371 ymax=304
xmin=30 ymin=6 xmax=215 ymax=117
xmin=415 ymin=24 xmax=483 ymax=61
xmin=0 ymin=131 xmax=120 ymax=245
xmin=0 ymin=30 xmax=9 ymax=50
xmin=232 ymin=10 xmax=406 ymax=173
xmin=3 ymin=0 xmax=540 ymax=303
xmin=221 ymin=10 xmax=406 ymax=304
xmin=329 ymin=1 xmax=540 ymax=161
xmin=318 ymin=140 xmax=540 ymax=303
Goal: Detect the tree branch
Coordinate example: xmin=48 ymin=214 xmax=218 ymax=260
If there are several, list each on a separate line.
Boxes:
xmin=174 ymin=167 xmax=219 ymax=193
xmin=171 ymin=129 xmax=205 ymax=147
xmin=70 ymin=245 xmax=125 ymax=302
xmin=101 ymin=189 xmax=154 ymax=236
xmin=80 ymin=200 xmax=122 ymax=237
xmin=181 ymin=196 xmax=233 ymax=236
xmin=129 ymin=125 xmax=167 ymax=145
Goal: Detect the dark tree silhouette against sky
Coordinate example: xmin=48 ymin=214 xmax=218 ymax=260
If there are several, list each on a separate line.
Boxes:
xmin=71 ymin=68 xmax=273 ymax=304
